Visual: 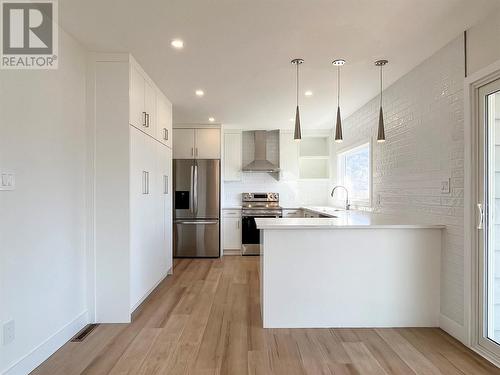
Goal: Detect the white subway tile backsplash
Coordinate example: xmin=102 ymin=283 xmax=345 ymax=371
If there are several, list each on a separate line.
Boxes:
xmin=336 ymin=35 xmax=465 ymax=325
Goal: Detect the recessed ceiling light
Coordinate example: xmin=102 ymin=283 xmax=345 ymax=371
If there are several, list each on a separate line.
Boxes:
xmin=170 ymin=39 xmax=184 ymax=49
xmin=304 ymin=90 xmax=313 ymax=97
xmin=195 ymin=89 xmax=204 ymax=97
xmin=208 ymin=117 xmax=215 ymax=122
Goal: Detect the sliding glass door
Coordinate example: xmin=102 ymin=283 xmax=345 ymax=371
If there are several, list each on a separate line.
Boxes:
xmin=478 ymin=78 xmax=500 ymax=354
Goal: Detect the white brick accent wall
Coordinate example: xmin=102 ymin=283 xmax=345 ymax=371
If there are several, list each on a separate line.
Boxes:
xmin=334 ymin=36 xmax=465 ymax=325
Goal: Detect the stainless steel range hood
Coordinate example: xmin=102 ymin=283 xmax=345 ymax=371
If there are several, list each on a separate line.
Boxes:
xmin=242 ymin=130 xmax=280 ymax=173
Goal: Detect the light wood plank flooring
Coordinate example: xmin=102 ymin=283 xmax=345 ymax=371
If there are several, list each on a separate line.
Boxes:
xmin=32 ymin=256 xmax=500 ymax=375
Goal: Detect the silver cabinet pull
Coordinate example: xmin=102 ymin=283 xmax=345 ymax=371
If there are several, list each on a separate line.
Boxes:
xmin=145 ymin=113 xmax=150 ymax=128
xmin=477 ymin=203 xmax=484 ymax=230
xmin=163 ymin=175 xmax=168 ymax=194
xmin=163 ymin=128 xmax=168 ymax=140
xmin=142 ymin=111 xmax=147 ymax=127
xmin=191 ymin=147 xmax=194 ymax=157
xmin=237 ymin=220 xmax=240 ymax=229
xmin=195 ymin=148 xmax=198 ymax=157
xmin=142 ymin=171 xmax=149 ymax=194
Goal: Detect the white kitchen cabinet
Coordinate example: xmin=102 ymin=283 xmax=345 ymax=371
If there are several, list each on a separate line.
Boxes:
xmin=224 ymin=132 xmax=242 ymax=181
xmin=92 ymin=53 xmax=173 ymax=323
xmin=157 ymin=93 xmax=172 ymax=148
xmin=196 ymin=128 xmax=221 ymax=158
xmin=279 ymin=130 xmax=299 ymax=180
xmin=173 ymin=128 xmax=195 ymax=159
xmin=129 ymin=64 xmax=156 ymax=137
xmin=173 ymin=128 xmax=221 ymax=159
xmin=223 ymin=210 xmax=241 ymax=250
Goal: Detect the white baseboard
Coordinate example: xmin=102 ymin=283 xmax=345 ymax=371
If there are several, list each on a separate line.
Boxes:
xmin=2 ymin=310 xmax=89 ymax=375
xmin=130 ymin=272 xmax=169 ymax=314
xmin=439 ymin=313 xmax=465 ymax=343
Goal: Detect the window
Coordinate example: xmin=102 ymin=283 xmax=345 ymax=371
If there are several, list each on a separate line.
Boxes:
xmin=337 ymin=142 xmax=371 ymax=205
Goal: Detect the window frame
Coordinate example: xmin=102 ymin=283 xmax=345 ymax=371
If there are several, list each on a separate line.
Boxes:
xmin=336 ymin=141 xmax=372 ymax=208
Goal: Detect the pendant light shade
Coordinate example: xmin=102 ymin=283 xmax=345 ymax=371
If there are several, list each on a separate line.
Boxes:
xmin=332 ymin=59 xmax=346 ymax=143
xmin=291 ymin=58 xmax=304 ymax=141
xmin=294 ymin=105 xmax=301 ymax=140
xmin=375 ymin=59 xmax=388 ymax=143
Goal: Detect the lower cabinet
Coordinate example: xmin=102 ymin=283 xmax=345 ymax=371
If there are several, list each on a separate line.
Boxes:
xmin=130 ymin=126 xmax=173 ymax=311
xmin=223 ymin=210 xmax=242 ymax=251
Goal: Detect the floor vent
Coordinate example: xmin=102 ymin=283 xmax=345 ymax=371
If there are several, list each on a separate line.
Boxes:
xmin=71 ymin=324 xmax=99 ymax=342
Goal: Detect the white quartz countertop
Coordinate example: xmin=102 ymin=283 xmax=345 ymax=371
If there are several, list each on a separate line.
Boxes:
xmin=255 ymin=206 xmax=445 ymax=229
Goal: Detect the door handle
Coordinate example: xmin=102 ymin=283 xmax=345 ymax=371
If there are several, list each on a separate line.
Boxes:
xmin=193 ymin=164 xmax=198 ymax=214
xmin=175 ymin=220 xmax=218 ymax=225
xmin=142 ymin=171 xmax=149 ymax=194
xmin=477 ymin=203 xmax=484 ymax=230
xmin=190 ymin=165 xmax=194 ymax=213
xmin=163 ymin=175 xmax=168 ymax=194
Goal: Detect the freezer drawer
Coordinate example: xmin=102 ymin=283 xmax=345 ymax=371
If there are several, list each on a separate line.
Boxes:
xmin=174 ymin=220 xmax=220 ymax=258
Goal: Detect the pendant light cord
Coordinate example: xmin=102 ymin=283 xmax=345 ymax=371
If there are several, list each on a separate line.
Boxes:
xmin=379 ymin=65 xmax=383 ymax=108
xmin=296 ymin=63 xmax=299 ymax=107
xmin=337 ymin=66 xmax=341 ymax=108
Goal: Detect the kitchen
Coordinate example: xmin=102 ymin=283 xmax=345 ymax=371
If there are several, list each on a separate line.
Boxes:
xmin=4 ymin=1 xmax=500 ymax=374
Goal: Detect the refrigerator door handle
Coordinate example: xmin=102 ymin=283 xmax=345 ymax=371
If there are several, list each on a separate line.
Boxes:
xmin=175 ymin=220 xmax=218 ymax=225
xmin=189 ymin=164 xmax=194 ymax=213
xmin=193 ymin=163 xmax=198 ymax=215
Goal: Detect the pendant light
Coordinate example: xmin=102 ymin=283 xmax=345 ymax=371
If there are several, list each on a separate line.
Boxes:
xmin=291 ymin=58 xmax=304 ymax=141
xmin=332 ymin=59 xmax=346 ymax=143
xmin=375 ymin=59 xmax=388 ymax=143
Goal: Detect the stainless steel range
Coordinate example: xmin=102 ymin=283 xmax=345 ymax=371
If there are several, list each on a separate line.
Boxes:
xmin=241 ymin=193 xmax=282 ymax=255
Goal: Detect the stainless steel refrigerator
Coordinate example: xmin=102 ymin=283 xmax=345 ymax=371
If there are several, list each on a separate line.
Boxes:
xmin=173 ymin=159 xmax=220 ymax=257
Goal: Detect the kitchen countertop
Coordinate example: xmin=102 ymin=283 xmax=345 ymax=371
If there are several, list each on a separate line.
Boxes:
xmin=255 ymin=206 xmax=445 ymax=229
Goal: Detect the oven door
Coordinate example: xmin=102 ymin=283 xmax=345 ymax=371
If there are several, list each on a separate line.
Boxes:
xmin=241 ymin=214 xmax=280 ymax=255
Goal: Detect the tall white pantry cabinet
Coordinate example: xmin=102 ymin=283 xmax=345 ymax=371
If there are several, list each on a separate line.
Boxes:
xmin=91 ymin=54 xmax=173 ymax=323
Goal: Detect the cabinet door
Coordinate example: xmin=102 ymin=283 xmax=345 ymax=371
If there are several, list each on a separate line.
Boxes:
xmin=173 ymin=128 xmax=195 ymax=159
xmin=157 ymin=93 xmax=172 ymax=148
xmin=144 ymin=79 xmax=156 ymax=137
xmin=129 ymin=65 xmax=145 ymax=129
xmin=158 ymin=144 xmax=173 ymax=273
xmin=224 ymin=132 xmax=242 ymax=181
xmin=223 ymin=217 xmax=241 ymax=250
xmin=195 ymin=128 xmax=220 ymax=159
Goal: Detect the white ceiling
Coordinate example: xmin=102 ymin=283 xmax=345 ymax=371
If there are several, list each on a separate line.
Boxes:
xmin=59 ymin=0 xmax=500 ymax=130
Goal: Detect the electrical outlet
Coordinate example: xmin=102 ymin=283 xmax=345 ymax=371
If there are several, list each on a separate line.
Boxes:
xmin=3 ymin=320 xmax=15 ymax=345
xmin=0 ymin=172 xmax=15 ymax=191
xmin=441 ymin=178 xmax=451 ymax=194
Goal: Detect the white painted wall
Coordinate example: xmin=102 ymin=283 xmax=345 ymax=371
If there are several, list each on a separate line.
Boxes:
xmin=467 ymin=9 xmax=500 ymax=76
xmin=0 ymin=29 xmax=89 ymax=374
xmin=329 ymin=36 xmax=465 ymax=330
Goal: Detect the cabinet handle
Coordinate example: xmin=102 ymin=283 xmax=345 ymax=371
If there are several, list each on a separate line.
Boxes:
xmin=477 ymin=203 xmax=484 ymax=230
xmin=191 ymin=147 xmax=194 ymax=157
xmin=163 ymin=175 xmax=168 ymax=194
xmin=237 ymin=220 xmax=240 ymax=229
xmin=145 ymin=113 xmax=150 ymax=128
xmin=163 ymin=128 xmax=168 ymax=140
xmin=142 ymin=112 xmax=147 ymax=127
xmin=195 ymin=148 xmax=198 ymax=157
xmin=142 ymin=171 xmax=149 ymax=194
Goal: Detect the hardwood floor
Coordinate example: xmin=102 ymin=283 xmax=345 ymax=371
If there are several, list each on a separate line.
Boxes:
xmin=32 ymin=256 xmax=500 ymax=375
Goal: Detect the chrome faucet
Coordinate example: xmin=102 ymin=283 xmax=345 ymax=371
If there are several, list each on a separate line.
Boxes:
xmin=331 ymin=185 xmax=350 ymax=210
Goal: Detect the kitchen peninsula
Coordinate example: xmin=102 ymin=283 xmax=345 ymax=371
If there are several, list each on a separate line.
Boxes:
xmin=256 ymin=208 xmax=444 ymax=328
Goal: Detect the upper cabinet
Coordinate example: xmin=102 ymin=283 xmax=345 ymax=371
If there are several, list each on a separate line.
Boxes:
xmin=129 ymin=65 xmax=156 ymax=137
xmin=224 ymin=131 xmax=242 ymax=181
xmin=157 ymin=93 xmax=172 ymax=148
xmin=173 ymin=127 xmax=221 ymax=159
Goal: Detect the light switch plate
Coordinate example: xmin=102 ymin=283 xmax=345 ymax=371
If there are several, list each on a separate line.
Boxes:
xmin=441 ymin=178 xmax=451 ymax=194
xmin=3 ymin=320 xmax=15 ymax=345
xmin=0 ymin=172 xmax=15 ymax=191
